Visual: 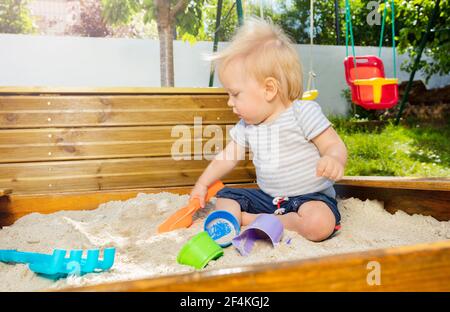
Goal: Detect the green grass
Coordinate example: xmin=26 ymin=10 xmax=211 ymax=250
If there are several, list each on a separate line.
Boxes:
xmin=331 ymin=118 xmax=450 ymax=177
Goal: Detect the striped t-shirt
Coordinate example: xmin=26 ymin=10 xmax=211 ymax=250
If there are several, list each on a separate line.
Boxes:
xmin=229 ymin=100 xmax=335 ymax=198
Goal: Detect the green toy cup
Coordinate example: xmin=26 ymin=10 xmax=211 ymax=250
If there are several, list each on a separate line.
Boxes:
xmin=177 ymin=231 xmax=223 ymax=269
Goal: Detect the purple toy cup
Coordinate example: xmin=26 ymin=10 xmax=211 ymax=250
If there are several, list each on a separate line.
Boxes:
xmin=231 ymin=214 xmax=284 ymax=256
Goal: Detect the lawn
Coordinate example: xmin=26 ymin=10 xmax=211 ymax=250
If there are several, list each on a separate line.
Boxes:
xmin=331 ymin=118 xmax=450 ymax=177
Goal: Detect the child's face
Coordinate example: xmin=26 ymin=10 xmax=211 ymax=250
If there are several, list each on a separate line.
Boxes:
xmin=220 ymin=57 xmax=273 ymax=125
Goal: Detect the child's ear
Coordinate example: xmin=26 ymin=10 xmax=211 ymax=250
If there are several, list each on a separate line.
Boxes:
xmin=264 ymin=77 xmax=278 ymax=102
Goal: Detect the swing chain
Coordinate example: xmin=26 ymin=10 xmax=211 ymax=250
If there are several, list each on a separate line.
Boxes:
xmin=345 ymin=0 xmax=396 ymax=78
xmin=307 ymin=70 xmax=317 ymax=91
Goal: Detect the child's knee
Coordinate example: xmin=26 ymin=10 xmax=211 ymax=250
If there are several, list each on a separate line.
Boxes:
xmin=301 ymin=220 xmax=334 ymax=242
xmin=214 ymin=198 xmax=242 ymax=222
xmin=296 ymin=202 xmax=336 ymax=242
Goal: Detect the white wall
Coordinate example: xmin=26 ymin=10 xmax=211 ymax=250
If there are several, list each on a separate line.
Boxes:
xmin=1 ymin=34 xmax=449 ymax=116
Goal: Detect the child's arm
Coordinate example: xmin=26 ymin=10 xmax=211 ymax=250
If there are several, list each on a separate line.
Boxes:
xmin=312 ymin=127 xmax=347 ymax=181
xmin=190 ymin=140 xmax=246 ymax=207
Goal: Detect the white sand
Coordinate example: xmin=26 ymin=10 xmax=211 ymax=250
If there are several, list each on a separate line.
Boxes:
xmin=0 ymin=192 xmax=449 ymax=292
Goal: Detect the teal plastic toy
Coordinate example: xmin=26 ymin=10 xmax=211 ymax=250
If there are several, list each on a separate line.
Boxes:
xmin=0 ymin=248 xmax=116 ymax=280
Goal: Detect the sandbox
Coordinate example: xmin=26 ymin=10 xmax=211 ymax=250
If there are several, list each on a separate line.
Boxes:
xmin=0 ymin=187 xmax=449 ymax=292
xmin=0 ymin=88 xmax=449 ymax=291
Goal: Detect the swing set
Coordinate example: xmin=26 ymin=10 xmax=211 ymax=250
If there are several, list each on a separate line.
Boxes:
xmin=343 ymin=0 xmax=399 ymax=110
xmin=208 ymin=0 xmax=319 ymax=101
xmin=210 ymin=0 xmax=399 ymax=110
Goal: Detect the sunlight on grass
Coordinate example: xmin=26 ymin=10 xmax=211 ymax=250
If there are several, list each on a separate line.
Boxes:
xmin=331 ymin=119 xmax=450 ymax=177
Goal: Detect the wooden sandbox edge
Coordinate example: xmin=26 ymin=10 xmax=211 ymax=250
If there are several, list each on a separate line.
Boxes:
xmin=0 ymin=177 xmax=447 ymax=291
xmin=0 ymin=86 xmax=227 ymax=95
xmin=62 ymin=240 xmax=450 ymax=292
xmin=1 ymin=177 xmax=449 ymax=226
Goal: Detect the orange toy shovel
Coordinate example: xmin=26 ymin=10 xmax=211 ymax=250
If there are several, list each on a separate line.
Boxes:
xmin=157 ymin=180 xmax=225 ymax=233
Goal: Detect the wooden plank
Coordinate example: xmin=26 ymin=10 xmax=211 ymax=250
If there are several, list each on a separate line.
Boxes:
xmin=0 ymin=95 xmax=236 ymax=128
xmin=0 ymin=158 xmax=255 ymax=194
xmin=0 ymin=167 xmax=254 ymax=194
xmin=0 ymin=95 xmax=229 ymax=110
xmin=338 ymin=176 xmax=450 ymax=191
xmin=0 ymin=126 xmax=235 ymax=163
xmin=0 ymin=109 xmax=236 ymax=128
xmin=0 ymin=87 xmax=227 ymax=95
xmin=65 ymin=240 xmax=450 ymax=291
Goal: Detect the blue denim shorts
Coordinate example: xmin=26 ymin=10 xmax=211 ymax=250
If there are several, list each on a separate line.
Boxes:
xmin=216 ymin=187 xmax=341 ymax=227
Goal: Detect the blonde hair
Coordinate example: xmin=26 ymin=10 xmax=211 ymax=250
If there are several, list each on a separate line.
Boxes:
xmin=207 ymin=17 xmax=303 ymax=101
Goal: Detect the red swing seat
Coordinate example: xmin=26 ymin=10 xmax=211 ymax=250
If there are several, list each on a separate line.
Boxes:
xmin=344 ymin=55 xmax=399 ymax=110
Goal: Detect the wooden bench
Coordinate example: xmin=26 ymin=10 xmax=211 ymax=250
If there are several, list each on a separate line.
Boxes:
xmin=0 ymin=87 xmax=253 ymax=194
xmin=0 ymin=87 xmax=449 ymax=291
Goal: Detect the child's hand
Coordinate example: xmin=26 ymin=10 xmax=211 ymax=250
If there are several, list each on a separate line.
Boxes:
xmin=190 ymin=182 xmax=208 ymax=208
xmin=316 ymin=155 xmax=345 ymax=181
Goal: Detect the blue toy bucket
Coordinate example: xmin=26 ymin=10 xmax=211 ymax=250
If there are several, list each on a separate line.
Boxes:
xmin=204 ymin=210 xmax=240 ymax=247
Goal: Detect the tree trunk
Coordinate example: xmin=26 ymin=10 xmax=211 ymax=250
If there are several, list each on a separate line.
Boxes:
xmin=155 ymin=0 xmax=190 ymax=87
xmin=156 ymin=0 xmax=174 ymax=87
xmin=158 ymin=23 xmax=174 ymax=87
